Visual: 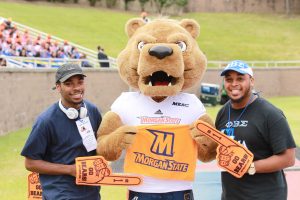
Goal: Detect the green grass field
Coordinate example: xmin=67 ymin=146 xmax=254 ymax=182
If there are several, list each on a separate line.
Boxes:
xmin=0 ymin=96 xmax=299 ymax=199
xmin=0 ymin=1 xmax=300 ymax=60
xmin=0 ymin=1 xmax=299 ymax=199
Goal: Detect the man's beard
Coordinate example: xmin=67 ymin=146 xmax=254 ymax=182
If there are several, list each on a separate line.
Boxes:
xmin=230 ymin=86 xmax=252 ymax=104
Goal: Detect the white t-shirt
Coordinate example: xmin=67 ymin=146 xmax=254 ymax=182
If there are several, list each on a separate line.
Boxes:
xmin=111 ymin=92 xmax=206 ymax=193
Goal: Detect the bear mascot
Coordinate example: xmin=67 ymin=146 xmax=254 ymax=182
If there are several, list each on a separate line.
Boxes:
xmin=96 ymin=18 xmax=217 ymax=199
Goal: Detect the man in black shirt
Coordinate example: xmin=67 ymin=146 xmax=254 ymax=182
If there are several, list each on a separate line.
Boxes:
xmin=215 ymin=60 xmax=296 ymax=200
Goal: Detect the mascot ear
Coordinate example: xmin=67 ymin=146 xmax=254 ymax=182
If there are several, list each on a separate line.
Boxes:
xmin=179 ymin=19 xmax=200 ymax=39
xmin=125 ymin=18 xmax=146 ymax=38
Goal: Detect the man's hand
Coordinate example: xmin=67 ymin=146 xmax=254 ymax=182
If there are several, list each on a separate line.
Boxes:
xmin=217 ymin=145 xmax=252 ymax=176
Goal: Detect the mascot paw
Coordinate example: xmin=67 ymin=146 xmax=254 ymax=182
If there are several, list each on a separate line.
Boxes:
xmin=190 ymin=123 xmax=217 ymax=162
xmin=115 ymin=125 xmax=137 ymax=149
xmin=190 ymin=123 xmax=205 ymax=140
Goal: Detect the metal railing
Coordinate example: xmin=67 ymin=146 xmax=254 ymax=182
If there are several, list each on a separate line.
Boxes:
xmin=4 ymin=57 xmax=33 ymax=68
xmin=2 ymin=55 xmax=300 ymax=69
xmin=0 ymin=55 xmax=115 ymax=68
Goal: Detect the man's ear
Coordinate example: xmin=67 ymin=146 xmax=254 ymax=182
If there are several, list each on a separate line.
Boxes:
xmin=250 ymin=77 xmax=255 ymax=89
xmin=56 ymin=83 xmax=62 ymax=92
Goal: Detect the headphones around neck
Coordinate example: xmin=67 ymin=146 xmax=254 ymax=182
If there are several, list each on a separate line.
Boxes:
xmin=58 ymin=99 xmax=87 ymax=119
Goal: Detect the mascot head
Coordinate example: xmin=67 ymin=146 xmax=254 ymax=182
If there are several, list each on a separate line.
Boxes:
xmin=117 ymin=18 xmax=207 ymax=97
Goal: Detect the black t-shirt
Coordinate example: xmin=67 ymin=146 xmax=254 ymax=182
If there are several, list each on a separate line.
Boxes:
xmin=215 ymin=97 xmax=296 ymax=200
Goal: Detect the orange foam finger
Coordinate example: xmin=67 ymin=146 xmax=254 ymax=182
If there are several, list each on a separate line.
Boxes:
xmin=219 ymin=154 xmax=231 ymax=162
xmin=76 ymin=156 xmax=142 ymax=186
xmin=196 ymin=120 xmax=254 ymax=178
xmin=219 ymin=160 xmax=230 ymax=167
xmin=94 ymin=175 xmax=142 ymax=186
xmin=217 ymin=145 xmax=253 ymax=178
xmin=218 ymin=145 xmax=228 ymax=154
xmin=196 ymin=120 xmax=237 ymax=147
xmin=27 ymin=172 xmax=42 ymax=200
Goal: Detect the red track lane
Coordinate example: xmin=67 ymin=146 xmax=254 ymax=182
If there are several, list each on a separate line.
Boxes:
xmin=286 ymin=159 xmax=300 ymax=200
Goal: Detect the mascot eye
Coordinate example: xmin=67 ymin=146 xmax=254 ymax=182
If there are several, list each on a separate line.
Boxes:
xmin=137 ymin=41 xmax=146 ymax=51
xmin=176 ymin=41 xmax=187 ymax=52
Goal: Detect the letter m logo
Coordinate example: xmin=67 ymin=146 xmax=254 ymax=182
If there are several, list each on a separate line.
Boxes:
xmin=147 ymin=129 xmax=175 ymax=157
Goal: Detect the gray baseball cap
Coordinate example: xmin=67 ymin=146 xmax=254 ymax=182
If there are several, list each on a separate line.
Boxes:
xmin=55 ymin=63 xmax=86 ymax=83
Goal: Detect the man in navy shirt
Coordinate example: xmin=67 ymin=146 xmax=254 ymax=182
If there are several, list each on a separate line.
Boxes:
xmin=21 ymin=63 xmax=102 ymax=200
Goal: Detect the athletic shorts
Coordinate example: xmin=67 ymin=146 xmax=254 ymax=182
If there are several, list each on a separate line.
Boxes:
xmin=128 ymin=189 xmax=194 ymax=200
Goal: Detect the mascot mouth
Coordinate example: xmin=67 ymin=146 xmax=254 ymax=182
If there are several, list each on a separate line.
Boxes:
xmin=145 ymin=71 xmax=176 ymax=86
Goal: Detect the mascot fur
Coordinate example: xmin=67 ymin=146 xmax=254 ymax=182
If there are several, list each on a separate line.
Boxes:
xmin=97 ymin=18 xmax=217 ymax=199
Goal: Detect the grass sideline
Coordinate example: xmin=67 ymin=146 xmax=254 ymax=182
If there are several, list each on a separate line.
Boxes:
xmin=0 ymin=1 xmax=300 ymax=60
xmin=0 ymin=96 xmax=298 ymax=199
xmin=0 ymin=126 xmax=127 ymax=199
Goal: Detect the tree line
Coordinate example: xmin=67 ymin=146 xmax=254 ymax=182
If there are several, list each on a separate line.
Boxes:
xmin=31 ymin=0 xmax=188 ymax=14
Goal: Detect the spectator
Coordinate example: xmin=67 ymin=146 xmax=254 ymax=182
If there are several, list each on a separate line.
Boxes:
xmin=0 ymin=58 xmax=6 ymax=67
xmin=140 ymin=12 xmax=150 ymax=23
xmin=97 ymin=46 xmax=109 ymax=68
xmin=2 ymin=18 xmax=13 ymax=30
xmin=63 ymin=40 xmax=72 ymax=55
xmin=81 ymin=53 xmax=93 ymax=68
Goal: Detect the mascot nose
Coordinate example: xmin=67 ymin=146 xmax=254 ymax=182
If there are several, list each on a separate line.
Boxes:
xmin=148 ymin=45 xmax=173 ymax=59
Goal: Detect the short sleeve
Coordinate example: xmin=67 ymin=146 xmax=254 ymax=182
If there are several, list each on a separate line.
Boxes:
xmin=21 ymin=117 xmax=49 ymax=160
xmin=268 ymin=112 xmax=296 ymax=155
xmin=191 ymin=94 xmax=206 ymax=118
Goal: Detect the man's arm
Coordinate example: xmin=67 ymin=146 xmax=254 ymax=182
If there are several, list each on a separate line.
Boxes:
xmin=254 ymin=148 xmax=295 ymax=173
xmin=25 ymin=157 xmax=76 ymax=177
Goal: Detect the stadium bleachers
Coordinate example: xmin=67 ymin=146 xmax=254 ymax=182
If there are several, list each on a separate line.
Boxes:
xmin=0 ymin=16 xmax=116 ymax=68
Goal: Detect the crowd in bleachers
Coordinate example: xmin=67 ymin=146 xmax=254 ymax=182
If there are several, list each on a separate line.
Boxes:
xmin=0 ymin=18 xmax=91 ymax=67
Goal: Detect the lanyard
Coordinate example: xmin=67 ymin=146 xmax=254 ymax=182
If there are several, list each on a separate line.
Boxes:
xmin=227 ymin=94 xmax=254 ymax=128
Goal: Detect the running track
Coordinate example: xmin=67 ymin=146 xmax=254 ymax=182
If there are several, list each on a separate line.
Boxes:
xmin=193 ymin=158 xmax=300 ymax=200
